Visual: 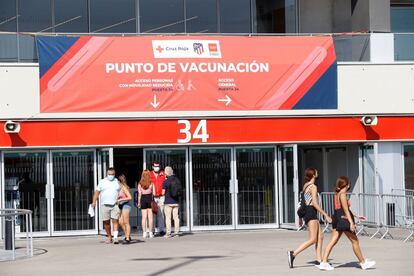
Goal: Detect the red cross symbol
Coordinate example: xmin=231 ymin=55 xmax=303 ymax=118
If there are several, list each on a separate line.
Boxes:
xmin=156 ymin=45 xmax=164 ymax=53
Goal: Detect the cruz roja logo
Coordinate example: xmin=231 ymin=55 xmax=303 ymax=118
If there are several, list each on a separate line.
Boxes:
xmin=152 ymin=40 xmax=222 ymax=58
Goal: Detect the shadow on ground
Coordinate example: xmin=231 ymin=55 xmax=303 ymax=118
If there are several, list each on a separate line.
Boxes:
xmin=130 ymin=255 xmax=226 ymax=276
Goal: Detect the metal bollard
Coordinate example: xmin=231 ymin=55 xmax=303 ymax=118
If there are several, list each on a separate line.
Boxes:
xmin=5 ymin=217 xmax=14 ymax=250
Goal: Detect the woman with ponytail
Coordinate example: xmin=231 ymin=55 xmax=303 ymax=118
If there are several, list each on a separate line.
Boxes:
xmin=318 ymin=176 xmax=376 ymax=271
xmin=287 ymin=168 xmax=332 ymax=268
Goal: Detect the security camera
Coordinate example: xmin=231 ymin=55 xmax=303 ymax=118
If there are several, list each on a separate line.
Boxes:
xmin=4 ymin=120 xmax=21 ymax=133
xmin=360 ymin=116 xmax=378 ymax=126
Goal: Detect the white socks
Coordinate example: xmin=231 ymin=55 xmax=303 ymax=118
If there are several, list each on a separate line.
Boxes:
xmin=113 ymin=231 xmax=118 ymax=239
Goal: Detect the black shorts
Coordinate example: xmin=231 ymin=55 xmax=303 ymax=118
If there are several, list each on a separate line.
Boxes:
xmin=303 ymin=206 xmax=318 ymax=224
xmin=140 ymin=194 xmax=152 ymax=209
xmin=332 ymin=208 xmax=355 ymax=230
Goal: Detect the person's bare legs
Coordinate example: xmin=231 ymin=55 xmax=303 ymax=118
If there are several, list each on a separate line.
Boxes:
xmin=103 ymin=220 xmax=111 ymax=242
xmin=119 ymin=214 xmax=125 ymax=235
xmin=322 ymin=229 xmax=342 ymax=262
xmin=148 ymin=209 xmax=154 ymax=233
xmin=315 ymin=224 xmax=324 ymax=262
xmin=122 ymin=209 xmax=131 ymax=239
xmin=111 ymin=219 xmax=119 ymax=232
xmin=293 ymin=220 xmax=319 ymax=257
xmin=344 ymin=231 xmax=365 ymax=263
xmin=141 ymin=209 xmax=148 ymax=235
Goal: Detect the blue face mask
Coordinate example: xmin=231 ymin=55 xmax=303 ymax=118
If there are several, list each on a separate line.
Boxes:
xmin=107 ymin=175 xmax=115 ymax=181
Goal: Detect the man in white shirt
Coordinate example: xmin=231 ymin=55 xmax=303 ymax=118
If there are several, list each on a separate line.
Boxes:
xmin=91 ymin=167 xmax=121 ymax=244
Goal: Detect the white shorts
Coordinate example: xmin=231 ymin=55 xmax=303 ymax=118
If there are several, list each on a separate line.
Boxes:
xmin=101 ymin=204 xmax=120 ymax=221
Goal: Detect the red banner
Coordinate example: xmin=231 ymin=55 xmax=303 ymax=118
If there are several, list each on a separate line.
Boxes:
xmin=37 ymin=36 xmax=337 ymax=113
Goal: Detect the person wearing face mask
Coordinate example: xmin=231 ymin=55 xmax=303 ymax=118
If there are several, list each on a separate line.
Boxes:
xmin=150 ymin=161 xmax=166 ymax=236
xmin=91 ymin=167 xmax=121 ymax=244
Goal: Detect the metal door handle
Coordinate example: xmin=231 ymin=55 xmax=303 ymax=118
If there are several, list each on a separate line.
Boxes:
xmin=45 ymin=184 xmax=50 ymax=199
xmin=51 ymin=184 xmax=55 ymax=199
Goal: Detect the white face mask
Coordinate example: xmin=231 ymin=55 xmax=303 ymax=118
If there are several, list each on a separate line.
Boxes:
xmin=153 ymin=167 xmax=160 ymax=173
xmin=107 ymin=175 xmax=115 ymax=181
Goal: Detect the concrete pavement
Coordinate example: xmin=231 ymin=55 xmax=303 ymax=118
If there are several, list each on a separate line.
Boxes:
xmin=1 ymin=229 xmax=413 ymax=276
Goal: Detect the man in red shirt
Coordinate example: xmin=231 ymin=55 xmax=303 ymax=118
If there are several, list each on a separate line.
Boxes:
xmin=150 ymin=161 xmax=166 ymax=236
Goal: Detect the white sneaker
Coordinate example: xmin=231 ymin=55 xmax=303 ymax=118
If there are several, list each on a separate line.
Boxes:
xmin=149 ymin=232 xmax=154 ymax=238
xmin=360 ymin=259 xmax=376 ymax=270
xmin=319 ymin=262 xmax=334 ymax=271
xmin=143 ymin=232 xmax=148 ymax=239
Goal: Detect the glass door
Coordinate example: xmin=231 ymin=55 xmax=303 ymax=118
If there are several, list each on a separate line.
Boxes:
xmin=360 ymin=144 xmax=378 ymax=194
xmin=235 ymin=147 xmax=276 ymax=228
xmin=97 ymin=148 xmax=113 ymax=232
xmin=190 ymin=148 xmax=235 ymax=230
xmin=2 ymin=152 xmax=50 ymax=236
xmin=144 ymin=148 xmax=189 ymax=231
xmin=278 ymin=145 xmax=298 ymax=228
xmin=51 ymin=150 xmax=97 ymax=235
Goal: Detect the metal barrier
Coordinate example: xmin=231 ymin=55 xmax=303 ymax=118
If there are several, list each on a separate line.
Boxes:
xmin=310 ymin=193 xmax=414 ymax=242
xmin=357 ymin=193 xmax=383 ymax=239
xmin=0 ymin=209 xmax=33 ymax=261
xmin=391 ymin=188 xmax=414 ymax=197
xmin=379 ymin=194 xmax=414 ymax=242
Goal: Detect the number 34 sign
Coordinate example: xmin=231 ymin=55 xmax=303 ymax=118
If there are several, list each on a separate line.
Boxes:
xmin=177 ymin=120 xmax=209 ymax=143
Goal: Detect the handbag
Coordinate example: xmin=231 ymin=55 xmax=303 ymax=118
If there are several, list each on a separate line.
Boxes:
xmin=297 ymin=192 xmax=307 ymax=218
xmin=151 ymin=199 xmax=158 ymax=214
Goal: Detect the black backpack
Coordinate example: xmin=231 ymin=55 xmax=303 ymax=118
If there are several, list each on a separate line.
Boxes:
xmin=169 ymin=176 xmax=182 ymax=199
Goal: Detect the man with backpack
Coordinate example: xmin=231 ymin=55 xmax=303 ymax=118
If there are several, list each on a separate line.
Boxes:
xmin=162 ymin=166 xmax=182 ymax=238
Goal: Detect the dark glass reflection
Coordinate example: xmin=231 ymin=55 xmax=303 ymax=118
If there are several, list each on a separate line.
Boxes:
xmin=254 ymin=0 xmax=296 ymax=33
xmin=18 ymin=0 xmax=52 ymax=32
xmin=55 ymin=0 xmax=88 ymax=33
xmin=391 ymin=6 xmax=414 ymax=32
xmin=4 ymin=152 xmax=48 ymax=232
xmin=0 ymin=0 xmax=17 ymax=31
xmin=140 ymin=0 xmax=184 ymax=33
xmin=220 ymin=0 xmax=251 ymax=33
xmin=186 ymin=0 xmax=217 ymax=33
xmin=192 ymin=149 xmax=232 ymax=226
xmin=404 ymin=145 xmax=414 ymax=190
xmin=90 ymin=0 xmax=136 ymax=33
xmin=0 ymin=0 xmax=18 ymax=61
xmin=52 ymin=151 xmax=95 ymax=231
xmin=237 ymin=148 xmax=275 ymax=225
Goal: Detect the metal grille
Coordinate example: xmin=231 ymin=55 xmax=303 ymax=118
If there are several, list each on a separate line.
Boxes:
xmin=52 ymin=152 xmax=95 ymax=231
xmin=192 ymin=149 xmax=232 ymax=226
xmin=237 ymin=148 xmax=275 ymax=225
xmin=4 ymin=152 xmax=48 ymax=232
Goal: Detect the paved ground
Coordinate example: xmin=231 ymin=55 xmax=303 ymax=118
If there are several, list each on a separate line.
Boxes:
xmin=0 ymin=229 xmax=413 ymax=276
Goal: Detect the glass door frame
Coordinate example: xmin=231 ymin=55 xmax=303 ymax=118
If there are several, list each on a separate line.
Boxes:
xmin=189 ymin=146 xmax=236 ymax=231
xmin=234 ymin=145 xmax=279 ymax=230
xmin=50 ymin=149 xmax=98 ymax=236
xmin=359 ymin=143 xmax=379 ymax=194
xmin=97 ymin=148 xmax=113 ymax=233
xmin=277 ymin=144 xmax=299 ymax=229
xmin=143 ymin=147 xmax=190 ymax=232
xmin=1 ymin=150 xmax=51 ymax=238
xmin=402 ymin=143 xmax=414 ymax=191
